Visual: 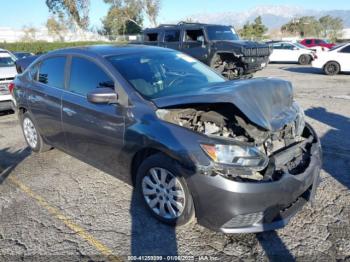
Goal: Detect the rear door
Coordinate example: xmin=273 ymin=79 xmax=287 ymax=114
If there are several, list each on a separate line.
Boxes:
xmin=337 ymin=45 xmax=350 ymax=71
xmin=61 ymin=55 xmax=125 ymax=169
xmin=162 ymin=28 xmax=181 ymax=50
xmin=270 ymin=43 xmax=287 ymax=62
xmin=27 ymin=56 xmax=67 ymax=146
xmin=282 ymin=43 xmax=299 ymax=62
xmin=181 ymin=27 xmax=209 ymax=62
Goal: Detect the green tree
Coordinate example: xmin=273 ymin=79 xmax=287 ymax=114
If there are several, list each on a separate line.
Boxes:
xmin=46 ymin=0 xmax=90 ymax=30
xmin=101 ymin=0 xmax=161 ymax=39
xmin=102 ymin=0 xmax=143 ymax=39
xmin=239 ymin=16 xmax=267 ymax=40
xmin=251 ymin=16 xmax=268 ymax=39
xmin=281 ymin=15 xmax=342 ymax=40
xmin=319 ymin=15 xmax=343 ymax=42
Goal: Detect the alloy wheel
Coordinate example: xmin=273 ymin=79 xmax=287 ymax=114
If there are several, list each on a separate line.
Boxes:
xmin=23 ymin=117 xmax=38 ymax=149
xmin=142 ymin=167 xmax=186 ymax=219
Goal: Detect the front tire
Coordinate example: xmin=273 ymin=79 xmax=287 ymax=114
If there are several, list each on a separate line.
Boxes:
xmin=298 ymin=54 xmax=311 ymax=65
xmin=136 ymin=153 xmax=195 ymax=226
xmin=21 ymin=112 xmax=51 ymax=153
xmin=324 ymin=61 xmax=340 ymax=75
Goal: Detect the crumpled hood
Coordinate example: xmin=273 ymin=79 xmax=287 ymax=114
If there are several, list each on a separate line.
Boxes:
xmin=0 ymin=66 xmax=17 ymax=79
xmin=152 ymin=78 xmax=297 ymax=132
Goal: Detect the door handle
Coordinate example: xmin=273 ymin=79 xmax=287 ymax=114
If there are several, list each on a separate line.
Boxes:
xmin=63 ymin=107 xmax=76 ymax=117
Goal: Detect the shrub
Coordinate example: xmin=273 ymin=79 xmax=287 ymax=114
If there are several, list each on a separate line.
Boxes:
xmin=0 ymin=41 xmax=124 ymax=54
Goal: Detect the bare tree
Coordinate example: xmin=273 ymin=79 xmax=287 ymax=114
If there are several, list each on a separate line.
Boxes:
xmin=46 ymin=14 xmax=68 ymax=41
xmin=143 ymin=0 xmax=160 ymax=27
xmin=21 ymin=26 xmax=38 ymax=42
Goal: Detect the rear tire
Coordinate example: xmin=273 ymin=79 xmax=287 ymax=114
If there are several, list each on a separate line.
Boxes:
xmin=135 ymin=153 xmax=195 ymax=226
xmin=20 ymin=112 xmax=51 ymax=153
xmin=324 ymin=61 xmax=340 ymax=75
xmin=298 ymin=54 xmax=311 ymax=65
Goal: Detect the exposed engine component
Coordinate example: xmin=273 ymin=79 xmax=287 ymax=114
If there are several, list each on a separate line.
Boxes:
xmin=156 ymin=104 xmax=312 ymax=182
xmin=156 ymin=105 xmax=270 ymax=143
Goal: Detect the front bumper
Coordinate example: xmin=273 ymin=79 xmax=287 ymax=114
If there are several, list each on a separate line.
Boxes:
xmin=187 ymin=129 xmax=322 ymax=233
xmin=0 ymin=99 xmax=15 ymax=111
xmin=241 ymin=56 xmax=270 ymax=73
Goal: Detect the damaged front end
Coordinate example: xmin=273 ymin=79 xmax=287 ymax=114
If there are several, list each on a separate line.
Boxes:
xmin=152 ymin=78 xmax=321 ymax=232
xmin=156 ymin=100 xmax=315 ymax=183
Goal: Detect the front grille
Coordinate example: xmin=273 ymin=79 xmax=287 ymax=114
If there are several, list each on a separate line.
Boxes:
xmin=0 ymin=84 xmax=10 ymax=95
xmin=222 ymin=212 xmax=264 ymax=228
xmin=243 ymin=47 xmax=271 ymax=57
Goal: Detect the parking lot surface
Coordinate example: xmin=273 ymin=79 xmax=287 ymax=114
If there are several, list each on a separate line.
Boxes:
xmin=1 ymin=64 xmax=349 ymax=261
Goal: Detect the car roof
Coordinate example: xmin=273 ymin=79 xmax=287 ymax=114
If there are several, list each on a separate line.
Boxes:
xmin=48 ymin=44 xmax=170 ymax=58
xmin=0 ymin=52 xmax=12 ymax=58
xmin=144 ymin=22 xmax=231 ymax=31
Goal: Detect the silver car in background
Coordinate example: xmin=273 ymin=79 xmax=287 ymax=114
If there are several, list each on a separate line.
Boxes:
xmin=0 ymin=49 xmax=17 ymax=111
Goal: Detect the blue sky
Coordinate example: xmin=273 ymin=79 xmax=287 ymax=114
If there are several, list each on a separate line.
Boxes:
xmin=0 ymin=0 xmax=349 ymax=29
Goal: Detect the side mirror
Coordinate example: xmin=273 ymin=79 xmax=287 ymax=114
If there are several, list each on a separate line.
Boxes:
xmin=87 ymin=88 xmax=118 ymax=104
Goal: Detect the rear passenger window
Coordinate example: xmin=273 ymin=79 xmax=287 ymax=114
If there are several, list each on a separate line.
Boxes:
xmin=272 ymin=43 xmax=283 ymax=49
xmin=340 ymin=45 xmax=350 ymax=53
xmin=145 ymin=33 xmax=158 ymax=42
xmin=37 ymin=57 xmax=66 ymax=89
xmin=164 ymin=30 xmax=180 ymax=42
xmin=68 ymin=57 xmax=114 ymax=96
xmin=305 ymin=39 xmax=312 ymax=45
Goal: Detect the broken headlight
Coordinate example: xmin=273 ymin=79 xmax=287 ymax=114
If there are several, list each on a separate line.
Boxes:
xmin=201 ymin=144 xmax=268 ymax=170
xmin=293 ymin=102 xmax=305 ymax=137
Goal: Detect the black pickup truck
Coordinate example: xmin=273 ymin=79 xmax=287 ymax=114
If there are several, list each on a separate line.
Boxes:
xmin=141 ymin=22 xmax=272 ymax=79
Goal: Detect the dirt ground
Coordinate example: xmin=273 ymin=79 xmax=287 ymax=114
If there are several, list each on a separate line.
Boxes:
xmin=0 ymin=63 xmax=349 ymax=261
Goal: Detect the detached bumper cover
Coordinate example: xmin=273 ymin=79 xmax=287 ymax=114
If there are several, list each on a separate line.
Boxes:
xmin=187 ymin=136 xmax=322 ymax=233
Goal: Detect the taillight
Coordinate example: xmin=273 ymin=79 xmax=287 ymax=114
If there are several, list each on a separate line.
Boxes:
xmin=8 ymin=82 xmax=15 ymax=94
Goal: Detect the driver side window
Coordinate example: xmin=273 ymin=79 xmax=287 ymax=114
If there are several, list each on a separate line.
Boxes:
xmin=185 ymin=29 xmax=205 ymax=42
xmin=68 ymin=57 xmax=114 ymax=96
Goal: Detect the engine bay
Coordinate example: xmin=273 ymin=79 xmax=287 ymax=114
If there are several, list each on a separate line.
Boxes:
xmin=156 ymin=103 xmax=314 ymax=182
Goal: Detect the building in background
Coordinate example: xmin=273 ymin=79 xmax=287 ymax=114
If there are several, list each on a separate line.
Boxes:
xmin=0 ymin=27 xmax=108 ymax=42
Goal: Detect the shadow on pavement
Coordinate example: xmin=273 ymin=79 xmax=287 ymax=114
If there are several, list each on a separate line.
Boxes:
xmin=0 ymin=147 xmax=31 ymax=184
xmin=130 ymin=189 xmax=178 ymax=256
xmin=257 ymin=231 xmax=294 ymax=261
xmin=281 ymin=66 xmax=323 ymax=75
xmin=305 ymin=107 xmax=350 ymax=189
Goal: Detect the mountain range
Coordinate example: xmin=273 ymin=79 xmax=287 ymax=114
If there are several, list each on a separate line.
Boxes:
xmin=184 ymin=5 xmax=350 ymax=30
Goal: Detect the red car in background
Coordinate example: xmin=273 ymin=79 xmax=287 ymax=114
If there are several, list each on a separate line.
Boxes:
xmin=300 ymin=38 xmax=336 ymax=49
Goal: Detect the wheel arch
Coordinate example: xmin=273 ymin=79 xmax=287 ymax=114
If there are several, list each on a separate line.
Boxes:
xmin=323 ymin=60 xmax=341 ymax=72
xmin=130 ymin=147 xmax=165 ymax=186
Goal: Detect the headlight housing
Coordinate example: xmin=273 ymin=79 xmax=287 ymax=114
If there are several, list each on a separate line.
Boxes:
xmin=201 ymin=144 xmax=268 ymax=170
xmin=293 ymin=102 xmax=305 ymax=137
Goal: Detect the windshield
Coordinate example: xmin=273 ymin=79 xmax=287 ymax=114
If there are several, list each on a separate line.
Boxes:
xmin=206 ymin=26 xmax=239 ymax=41
xmin=294 ymin=42 xmax=308 ymax=49
xmin=108 ymin=51 xmax=225 ymax=99
xmin=0 ymin=55 xmax=15 ymax=67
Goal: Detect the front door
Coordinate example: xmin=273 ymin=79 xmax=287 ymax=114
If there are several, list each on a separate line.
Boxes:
xmin=62 ymin=56 xmax=125 ymax=170
xmin=181 ymin=28 xmax=209 ymax=62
